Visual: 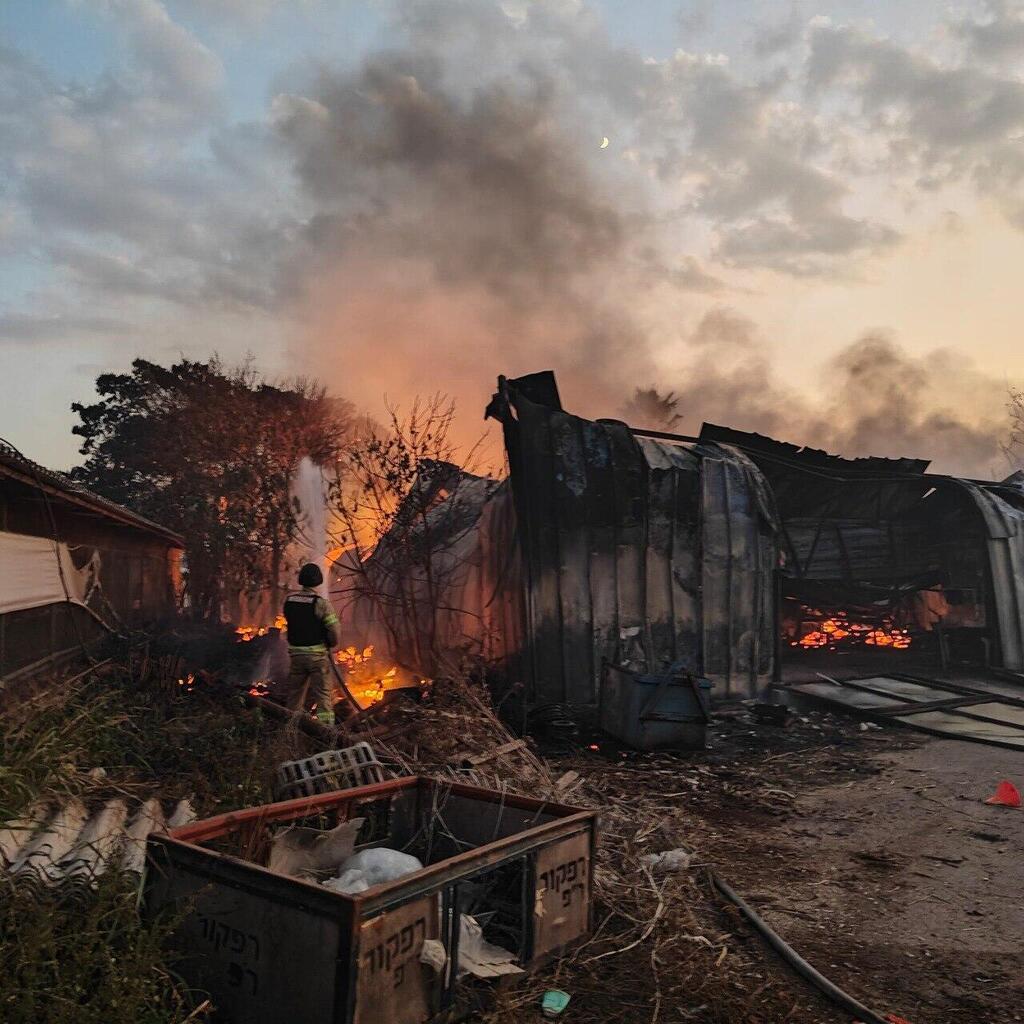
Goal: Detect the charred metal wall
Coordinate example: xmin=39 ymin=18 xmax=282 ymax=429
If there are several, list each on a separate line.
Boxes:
xmin=698 ymin=449 xmax=777 ymax=697
xmin=0 ymin=474 xmax=181 ymax=678
xmin=490 ymin=376 xmax=777 ymax=708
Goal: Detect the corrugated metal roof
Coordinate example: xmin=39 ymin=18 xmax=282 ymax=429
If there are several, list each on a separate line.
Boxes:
xmin=698 ymin=423 xmax=931 ymax=477
xmin=0 ymin=796 xmax=195 ymax=883
xmin=0 ymin=441 xmax=184 ymax=547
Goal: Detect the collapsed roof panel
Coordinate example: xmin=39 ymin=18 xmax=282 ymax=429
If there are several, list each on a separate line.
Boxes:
xmin=698 ymin=423 xmax=931 ymax=477
xmin=698 ymin=423 xmax=935 ymax=521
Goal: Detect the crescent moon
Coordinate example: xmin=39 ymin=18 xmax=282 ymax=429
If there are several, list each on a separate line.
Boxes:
xmin=600 ymin=136 xmax=609 ymax=149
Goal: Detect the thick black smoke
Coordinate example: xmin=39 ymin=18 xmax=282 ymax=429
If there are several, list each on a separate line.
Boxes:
xmin=274 ymin=46 xmax=667 ymax=448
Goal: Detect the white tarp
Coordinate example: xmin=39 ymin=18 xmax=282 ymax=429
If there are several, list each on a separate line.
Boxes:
xmin=0 ymin=531 xmax=90 ymax=615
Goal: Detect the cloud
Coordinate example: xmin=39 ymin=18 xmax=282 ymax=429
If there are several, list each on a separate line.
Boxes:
xmin=677 ymin=0 xmax=713 ymax=37
xmin=167 ymin=0 xmax=309 ymax=25
xmin=806 ymin=19 xmax=1024 ymax=193
xmin=953 ymin=0 xmax=1024 ymax=67
xmin=0 ymin=311 xmax=128 ymax=344
xmin=0 ymin=2 xmax=299 ymax=322
xmin=654 ymin=51 xmax=901 ymax=274
xmin=716 ymin=212 xmax=900 ymax=276
xmin=660 ymin=255 xmax=726 ymax=293
xmin=94 ymin=0 xmax=223 ymax=120
xmin=749 ymin=6 xmax=803 ymax=59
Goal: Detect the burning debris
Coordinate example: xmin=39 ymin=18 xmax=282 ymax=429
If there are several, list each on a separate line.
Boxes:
xmin=334 ymin=644 xmax=400 ymax=707
xmin=330 ymin=645 xmax=434 ymax=712
xmin=787 ymin=605 xmax=913 ymax=652
xmin=235 ymin=614 xmax=287 ymax=643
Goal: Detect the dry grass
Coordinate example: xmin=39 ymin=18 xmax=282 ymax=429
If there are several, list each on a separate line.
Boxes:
xmin=0 ymin=646 xmax=314 ymax=1024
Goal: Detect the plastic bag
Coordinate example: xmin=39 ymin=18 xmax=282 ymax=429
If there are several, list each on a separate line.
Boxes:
xmin=322 ymin=847 xmax=424 ymax=893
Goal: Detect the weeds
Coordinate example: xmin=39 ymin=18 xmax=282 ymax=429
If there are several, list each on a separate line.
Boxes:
xmin=0 ymin=680 xmax=136 ymax=822
xmin=0 ymin=870 xmax=195 ymax=1024
xmin=1 ymin=661 xmax=304 ymax=822
xmin=0 ymin=643 xmax=314 ymax=1022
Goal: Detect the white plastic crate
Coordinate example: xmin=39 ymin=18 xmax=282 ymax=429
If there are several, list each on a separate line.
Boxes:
xmin=274 ymin=742 xmax=386 ymax=800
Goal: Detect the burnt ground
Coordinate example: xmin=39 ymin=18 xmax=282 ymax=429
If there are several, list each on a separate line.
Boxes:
xmin=542 ymin=709 xmax=1024 ymax=1024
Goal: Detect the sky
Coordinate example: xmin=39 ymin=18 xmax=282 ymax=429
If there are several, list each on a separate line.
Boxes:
xmin=2 ymin=0 xmax=1024 ymax=477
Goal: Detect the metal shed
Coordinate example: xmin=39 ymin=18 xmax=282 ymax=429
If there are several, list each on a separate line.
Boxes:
xmin=0 ymin=441 xmax=183 ymax=681
xmin=956 ymin=480 xmax=1024 ymax=672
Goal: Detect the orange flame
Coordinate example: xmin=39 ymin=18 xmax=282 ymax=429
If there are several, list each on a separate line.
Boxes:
xmin=335 ymin=644 xmax=401 ymax=707
xmin=794 ymin=605 xmax=912 ymax=651
xmin=235 ymin=615 xmax=287 ymax=643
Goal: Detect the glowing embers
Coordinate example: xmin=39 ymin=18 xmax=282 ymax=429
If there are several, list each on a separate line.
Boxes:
xmin=248 ymin=679 xmax=271 ymax=698
xmin=235 ymin=614 xmax=287 ymax=643
xmin=790 ymin=605 xmax=912 ymax=652
xmin=864 ymin=628 xmax=912 ymax=649
xmin=335 ymin=644 xmax=400 ymax=708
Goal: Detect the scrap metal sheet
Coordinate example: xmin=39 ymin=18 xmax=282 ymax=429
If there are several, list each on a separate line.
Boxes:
xmin=784 ymin=675 xmax=1024 ymax=750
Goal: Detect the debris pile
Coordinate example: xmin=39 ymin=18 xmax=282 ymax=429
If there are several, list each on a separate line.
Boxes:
xmin=339 ymin=674 xmax=561 ymax=795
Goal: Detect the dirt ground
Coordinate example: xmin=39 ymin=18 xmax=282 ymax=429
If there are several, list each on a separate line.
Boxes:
xmin=546 ymin=709 xmax=1024 ymax=1024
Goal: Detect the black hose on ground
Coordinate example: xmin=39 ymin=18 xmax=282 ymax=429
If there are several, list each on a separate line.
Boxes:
xmin=710 ymin=871 xmax=892 ymax=1024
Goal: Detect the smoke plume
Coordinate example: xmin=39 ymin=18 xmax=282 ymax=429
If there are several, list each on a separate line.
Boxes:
xmin=635 ymin=310 xmax=1010 ymax=478
xmin=274 ymin=3 xmax=1012 ymax=478
xmin=274 ymin=43 xmax=664 ymax=464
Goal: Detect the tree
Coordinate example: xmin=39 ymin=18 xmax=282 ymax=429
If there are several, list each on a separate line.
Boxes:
xmin=620 ymin=386 xmax=683 ymax=432
xmin=1008 ymin=386 xmax=1024 ymax=471
xmin=328 ymin=395 xmax=489 ymax=677
xmin=71 ymin=357 xmax=354 ymax=620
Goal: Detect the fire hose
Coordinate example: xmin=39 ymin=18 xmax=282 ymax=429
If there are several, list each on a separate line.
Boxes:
xmin=328 ymin=653 xmax=363 ymax=717
xmin=710 ymin=872 xmax=892 ymax=1024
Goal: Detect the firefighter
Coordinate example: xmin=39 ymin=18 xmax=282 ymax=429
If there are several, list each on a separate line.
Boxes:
xmin=282 ymin=562 xmax=339 ymax=725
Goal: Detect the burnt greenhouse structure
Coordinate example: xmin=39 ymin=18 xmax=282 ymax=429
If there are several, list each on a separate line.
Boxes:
xmin=335 ymin=372 xmax=1024 ymax=722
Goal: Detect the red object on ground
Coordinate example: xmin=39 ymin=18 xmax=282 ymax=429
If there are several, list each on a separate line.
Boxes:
xmin=886 ymin=1016 xmax=914 ymax=1024
xmin=984 ymin=780 xmax=1022 ymax=807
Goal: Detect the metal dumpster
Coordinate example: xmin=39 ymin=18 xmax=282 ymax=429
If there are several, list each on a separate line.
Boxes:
xmin=601 ymin=661 xmax=713 ymax=750
xmin=144 ymin=777 xmax=597 ymax=1024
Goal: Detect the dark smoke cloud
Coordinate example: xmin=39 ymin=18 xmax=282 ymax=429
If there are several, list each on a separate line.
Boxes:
xmin=632 ymin=310 xmax=1010 ymax=478
xmin=273 ymin=46 xmax=676 ymax=451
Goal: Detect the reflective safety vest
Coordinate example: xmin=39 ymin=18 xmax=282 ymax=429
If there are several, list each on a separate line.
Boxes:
xmin=283 ymin=589 xmax=339 ymax=654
